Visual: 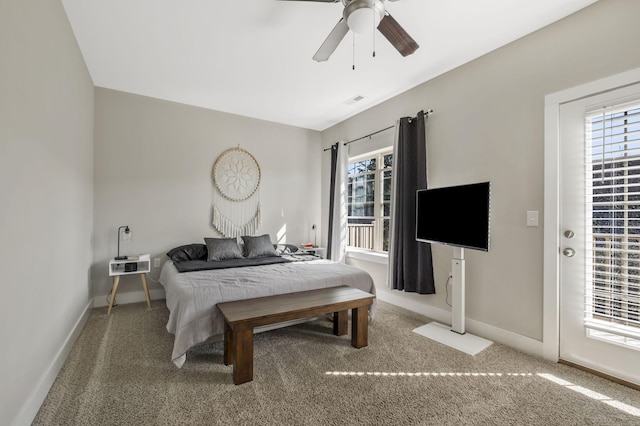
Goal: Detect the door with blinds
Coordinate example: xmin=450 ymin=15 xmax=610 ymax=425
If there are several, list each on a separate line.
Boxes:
xmin=559 ymin=83 xmax=640 ymax=386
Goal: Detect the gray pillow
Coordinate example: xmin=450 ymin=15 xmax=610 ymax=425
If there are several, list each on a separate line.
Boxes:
xmin=166 ymin=243 xmax=208 ymax=262
xmin=204 ymin=238 xmax=244 ymax=261
xmin=242 ymin=234 xmax=279 ymax=258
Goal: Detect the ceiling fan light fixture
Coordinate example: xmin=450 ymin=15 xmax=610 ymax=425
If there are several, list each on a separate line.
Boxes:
xmin=309 ymin=0 xmax=418 ymax=62
xmin=344 ymin=0 xmax=384 ymax=34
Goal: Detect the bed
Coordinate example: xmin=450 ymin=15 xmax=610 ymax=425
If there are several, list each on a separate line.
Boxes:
xmin=159 ymin=238 xmax=377 ymax=368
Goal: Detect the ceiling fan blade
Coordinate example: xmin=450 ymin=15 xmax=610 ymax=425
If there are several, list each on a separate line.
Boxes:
xmin=377 ymin=13 xmax=419 ymax=57
xmin=313 ymin=18 xmax=349 ymax=62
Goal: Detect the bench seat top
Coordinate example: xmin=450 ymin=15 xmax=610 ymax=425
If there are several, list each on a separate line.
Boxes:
xmin=217 ymin=285 xmax=375 ymax=328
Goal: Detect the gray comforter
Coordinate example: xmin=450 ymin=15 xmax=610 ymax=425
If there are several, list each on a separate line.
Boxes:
xmin=159 ymin=257 xmax=376 ymax=367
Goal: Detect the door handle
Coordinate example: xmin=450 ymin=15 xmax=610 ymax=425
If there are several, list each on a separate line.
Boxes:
xmin=563 ymin=247 xmax=576 ymax=257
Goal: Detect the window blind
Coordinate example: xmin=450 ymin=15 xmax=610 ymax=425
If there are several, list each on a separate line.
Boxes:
xmin=585 ymin=102 xmax=640 ymax=347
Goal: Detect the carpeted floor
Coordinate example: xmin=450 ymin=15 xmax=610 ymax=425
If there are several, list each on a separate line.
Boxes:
xmin=34 ymin=299 xmax=640 ymax=425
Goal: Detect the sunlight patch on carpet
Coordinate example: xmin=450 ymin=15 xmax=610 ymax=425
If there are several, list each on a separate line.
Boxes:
xmin=538 ymin=373 xmax=640 ymax=417
xmin=325 ymin=371 xmax=533 ymax=377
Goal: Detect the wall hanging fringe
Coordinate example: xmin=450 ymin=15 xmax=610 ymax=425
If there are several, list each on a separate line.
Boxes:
xmin=212 ymin=203 xmax=261 ymax=237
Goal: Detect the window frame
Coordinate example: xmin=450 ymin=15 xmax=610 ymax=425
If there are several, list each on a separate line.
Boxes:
xmin=346 ymin=147 xmax=393 ymax=254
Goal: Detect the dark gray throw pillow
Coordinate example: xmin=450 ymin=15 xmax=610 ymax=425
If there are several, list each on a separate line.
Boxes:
xmin=166 ymin=243 xmax=208 ymax=262
xmin=242 ymin=234 xmax=279 ymax=258
xmin=204 ymin=237 xmax=244 ymax=261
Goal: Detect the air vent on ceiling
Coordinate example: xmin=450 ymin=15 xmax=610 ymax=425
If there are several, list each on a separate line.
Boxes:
xmin=344 ymin=95 xmax=365 ymax=105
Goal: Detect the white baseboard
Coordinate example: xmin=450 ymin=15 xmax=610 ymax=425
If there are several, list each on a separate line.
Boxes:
xmin=13 ymin=300 xmax=93 ymax=426
xmin=93 ymin=288 xmax=166 ymax=308
xmin=376 ymin=289 xmax=543 ymax=357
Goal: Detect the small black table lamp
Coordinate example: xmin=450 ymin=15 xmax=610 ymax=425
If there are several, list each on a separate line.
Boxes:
xmin=115 ymin=225 xmax=132 ymax=260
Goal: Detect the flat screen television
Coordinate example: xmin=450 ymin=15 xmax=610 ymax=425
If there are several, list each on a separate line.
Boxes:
xmin=416 ymin=182 xmax=491 ymax=252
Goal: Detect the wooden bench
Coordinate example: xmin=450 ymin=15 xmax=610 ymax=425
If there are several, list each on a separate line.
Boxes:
xmin=217 ymin=285 xmax=375 ymax=385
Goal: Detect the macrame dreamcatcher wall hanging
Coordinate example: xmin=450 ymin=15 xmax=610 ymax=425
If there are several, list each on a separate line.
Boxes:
xmin=211 ymin=147 xmax=261 ymax=237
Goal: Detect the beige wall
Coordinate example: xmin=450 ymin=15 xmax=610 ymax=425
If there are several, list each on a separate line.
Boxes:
xmin=0 ymin=1 xmax=94 ymax=424
xmin=4 ymin=0 xmax=640 ymax=422
xmin=92 ymin=89 xmax=322 ymax=299
xmin=321 ymin=0 xmax=640 ymax=342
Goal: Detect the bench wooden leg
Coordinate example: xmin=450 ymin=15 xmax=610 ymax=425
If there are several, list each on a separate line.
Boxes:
xmin=351 ymin=307 xmax=368 ymax=349
xmin=233 ymin=326 xmax=254 ymax=385
xmin=333 ymin=310 xmax=348 ymax=336
xmin=223 ymin=321 xmax=234 ymax=366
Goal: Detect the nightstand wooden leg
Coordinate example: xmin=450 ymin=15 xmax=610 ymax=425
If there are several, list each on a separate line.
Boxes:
xmin=107 ymin=276 xmax=120 ymax=316
xmin=140 ymin=273 xmax=151 ymax=309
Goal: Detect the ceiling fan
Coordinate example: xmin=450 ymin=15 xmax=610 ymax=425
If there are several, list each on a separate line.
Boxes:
xmin=282 ymin=0 xmax=419 ymax=62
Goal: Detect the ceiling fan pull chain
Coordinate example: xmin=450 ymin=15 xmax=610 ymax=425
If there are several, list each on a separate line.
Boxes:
xmin=372 ymin=6 xmax=376 ymax=58
xmin=352 ymin=32 xmax=356 ymax=70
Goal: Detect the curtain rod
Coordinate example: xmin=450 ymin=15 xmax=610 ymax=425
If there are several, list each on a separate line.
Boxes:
xmin=323 ymin=109 xmax=433 ymax=151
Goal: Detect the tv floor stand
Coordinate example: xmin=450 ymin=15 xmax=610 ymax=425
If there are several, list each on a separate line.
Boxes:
xmin=451 ymin=246 xmax=467 ymax=334
xmin=413 ymin=247 xmax=493 ymax=355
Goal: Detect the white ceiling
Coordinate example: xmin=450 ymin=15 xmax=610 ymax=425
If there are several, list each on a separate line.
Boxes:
xmin=62 ymin=0 xmax=598 ymax=131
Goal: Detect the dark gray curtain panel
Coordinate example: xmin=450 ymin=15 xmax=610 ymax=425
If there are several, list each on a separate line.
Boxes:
xmin=390 ymin=112 xmax=435 ymax=294
xmin=326 ymin=142 xmax=338 ymax=260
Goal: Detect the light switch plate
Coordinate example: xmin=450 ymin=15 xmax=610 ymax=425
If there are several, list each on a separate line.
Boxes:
xmin=526 ymin=210 xmax=539 ymax=227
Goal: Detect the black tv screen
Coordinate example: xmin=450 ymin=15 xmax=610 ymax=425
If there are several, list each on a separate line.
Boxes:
xmin=416 ymin=182 xmax=491 ymax=251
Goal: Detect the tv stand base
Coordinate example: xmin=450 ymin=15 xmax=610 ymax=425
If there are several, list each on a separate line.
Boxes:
xmin=414 ymin=246 xmax=492 ymax=355
xmin=413 ymin=322 xmax=492 ymax=356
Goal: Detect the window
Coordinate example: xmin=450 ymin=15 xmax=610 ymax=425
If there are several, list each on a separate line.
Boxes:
xmin=347 ymin=149 xmax=393 ymax=252
xmin=586 ymin=102 xmax=640 ymax=349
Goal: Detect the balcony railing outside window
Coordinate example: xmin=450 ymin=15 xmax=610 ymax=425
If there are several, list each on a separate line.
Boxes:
xmin=347 ymin=223 xmax=374 ymax=250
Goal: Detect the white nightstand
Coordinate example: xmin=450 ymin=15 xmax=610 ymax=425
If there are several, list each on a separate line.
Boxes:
xmin=298 ymin=246 xmax=326 ymax=259
xmin=107 ymin=254 xmax=151 ymax=315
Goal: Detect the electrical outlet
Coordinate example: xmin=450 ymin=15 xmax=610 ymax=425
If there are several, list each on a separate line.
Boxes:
xmin=154 ymin=258 xmax=161 ymax=268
